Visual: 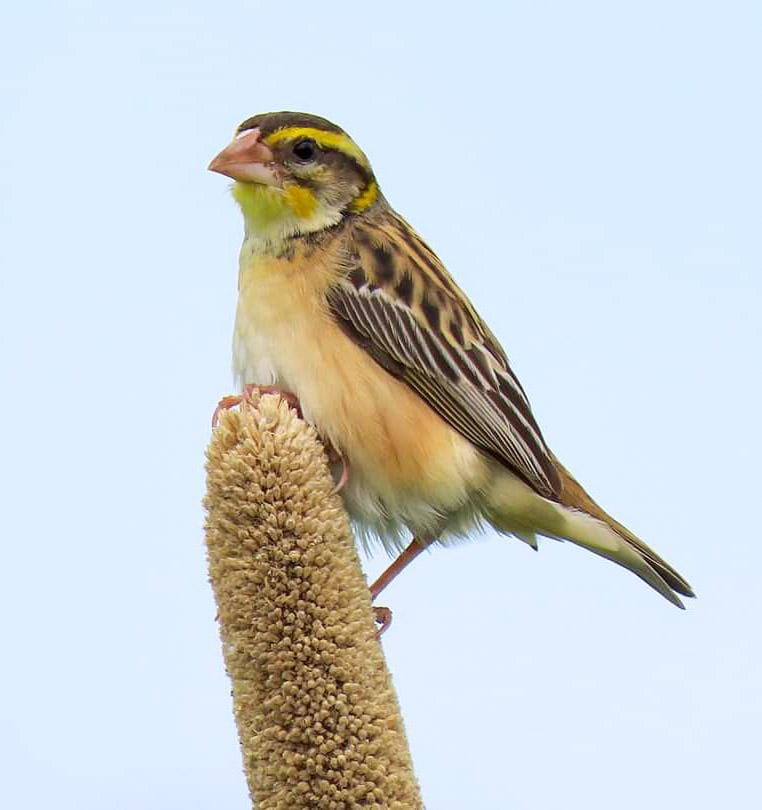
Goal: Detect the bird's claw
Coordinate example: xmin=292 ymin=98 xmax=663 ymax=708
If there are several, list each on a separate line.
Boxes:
xmin=212 ymin=394 xmax=246 ymax=427
xmin=373 ymin=605 xmax=392 ymax=638
xmin=321 ymin=436 xmax=351 ymax=495
xmin=212 ymin=385 xmax=302 ymax=427
xmin=330 ymin=452 xmax=350 ymax=495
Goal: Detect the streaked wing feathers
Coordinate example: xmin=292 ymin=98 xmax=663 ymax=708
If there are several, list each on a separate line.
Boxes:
xmin=328 ymin=212 xmax=562 ymax=498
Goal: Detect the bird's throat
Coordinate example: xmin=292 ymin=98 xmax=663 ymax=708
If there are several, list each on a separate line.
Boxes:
xmin=232 ymin=182 xmax=295 ymax=233
xmin=232 ymin=181 xmax=342 ymax=243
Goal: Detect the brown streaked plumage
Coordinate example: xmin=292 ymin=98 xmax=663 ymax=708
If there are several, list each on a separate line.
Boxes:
xmin=332 ymin=209 xmax=563 ymax=498
xmin=209 ymin=111 xmax=694 ymax=614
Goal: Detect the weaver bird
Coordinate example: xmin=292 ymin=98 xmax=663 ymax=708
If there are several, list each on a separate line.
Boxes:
xmin=208 ymin=111 xmax=694 ymax=622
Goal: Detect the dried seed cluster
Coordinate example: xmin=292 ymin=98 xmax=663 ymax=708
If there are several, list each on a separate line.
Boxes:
xmin=204 ymin=395 xmax=422 ymax=809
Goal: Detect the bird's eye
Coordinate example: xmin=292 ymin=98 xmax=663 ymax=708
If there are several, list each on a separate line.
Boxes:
xmin=292 ymin=139 xmax=317 ymax=162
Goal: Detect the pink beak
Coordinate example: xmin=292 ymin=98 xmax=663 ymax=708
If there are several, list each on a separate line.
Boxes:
xmin=208 ymin=128 xmax=280 ymax=185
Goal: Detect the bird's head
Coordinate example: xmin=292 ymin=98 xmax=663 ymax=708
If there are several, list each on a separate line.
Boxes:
xmin=209 ymin=112 xmax=379 ymax=241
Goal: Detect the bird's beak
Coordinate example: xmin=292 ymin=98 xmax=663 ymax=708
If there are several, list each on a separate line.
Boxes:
xmin=208 ymin=128 xmax=280 ymax=185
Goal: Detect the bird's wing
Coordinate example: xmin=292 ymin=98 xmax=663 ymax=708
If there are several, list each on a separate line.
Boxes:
xmin=327 ymin=210 xmax=562 ymax=499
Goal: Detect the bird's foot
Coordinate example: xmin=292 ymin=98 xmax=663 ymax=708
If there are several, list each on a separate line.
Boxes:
xmin=212 ymin=393 xmax=246 ymax=426
xmin=366 ymin=536 xmax=436 ymax=638
xmin=320 ymin=436 xmax=351 ymax=495
xmin=373 ymin=605 xmax=393 ymax=638
xmin=329 ymin=448 xmax=351 ymax=495
xmin=255 ymin=385 xmax=302 ymax=416
xmin=212 ymin=384 xmax=302 ymax=426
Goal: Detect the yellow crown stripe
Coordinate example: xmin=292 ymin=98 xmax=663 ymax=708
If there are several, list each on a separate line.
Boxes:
xmin=264 ymin=127 xmax=371 ymax=170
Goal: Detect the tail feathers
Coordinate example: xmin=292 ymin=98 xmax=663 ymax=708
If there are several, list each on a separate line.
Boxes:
xmin=607 ymin=520 xmax=694 ymax=598
xmin=514 ymin=530 xmax=539 ymax=551
xmin=559 ymin=508 xmax=689 ymax=608
xmin=553 ymin=458 xmax=695 ymax=607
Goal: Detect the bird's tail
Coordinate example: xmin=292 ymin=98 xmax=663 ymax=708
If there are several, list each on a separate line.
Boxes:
xmin=551 ymin=458 xmax=695 ymax=607
xmin=485 ymin=459 xmax=694 ymax=607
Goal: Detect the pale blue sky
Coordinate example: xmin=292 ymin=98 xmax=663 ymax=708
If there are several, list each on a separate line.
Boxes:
xmin=1 ymin=2 xmax=760 ymax=808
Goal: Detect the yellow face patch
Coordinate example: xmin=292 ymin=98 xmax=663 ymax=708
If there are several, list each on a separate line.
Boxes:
xmin=347 ymin=180 xmax=379 ymax=213
xmin=283 ymin=184 xmax=318 ymax=218
xmin=264 ymin=126 xmax=371 ymax=172
xmin=232 ymin=182 xmax=318 ymax=226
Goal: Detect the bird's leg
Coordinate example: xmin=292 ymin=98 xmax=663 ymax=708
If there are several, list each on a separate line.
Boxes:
xmin=370 ymin=536 xmax=434 ymax=599
xmin=369 ymin=536 xmax=435 ymax=636
xmin=212 ymin=384 xmax=302 ymax=426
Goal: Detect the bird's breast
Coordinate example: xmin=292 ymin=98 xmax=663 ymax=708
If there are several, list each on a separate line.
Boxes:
xmin=233 ymin=244 xmax=487 ymax=541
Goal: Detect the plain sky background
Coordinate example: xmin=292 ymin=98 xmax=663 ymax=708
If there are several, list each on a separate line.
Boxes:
xmin=1 ymin=2 xmax=760 ymax=808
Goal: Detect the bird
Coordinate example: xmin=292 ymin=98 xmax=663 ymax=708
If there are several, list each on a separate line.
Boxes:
xmin=208 ymin=111 xmax=694 ymax=627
